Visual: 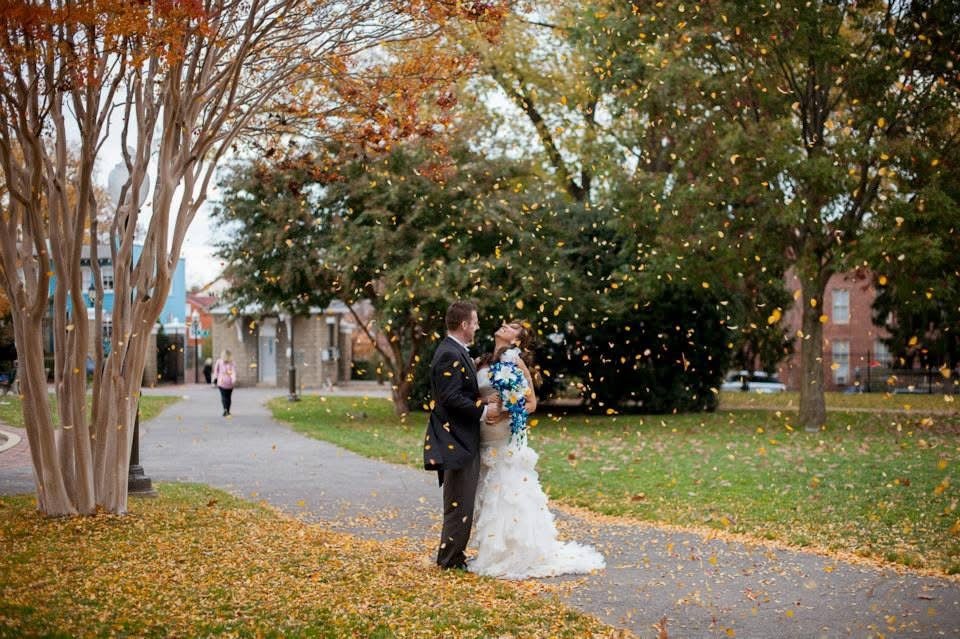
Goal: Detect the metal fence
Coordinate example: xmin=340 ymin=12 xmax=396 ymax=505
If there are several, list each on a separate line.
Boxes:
xmin=831 ymin=351 xmax=960 ymax=394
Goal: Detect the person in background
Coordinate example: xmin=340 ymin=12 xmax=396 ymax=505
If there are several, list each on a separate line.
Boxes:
xmin=203 ymin=357 xmax=213 ymax=384
xmin=213 ymin=350 xmax=236 ymax=416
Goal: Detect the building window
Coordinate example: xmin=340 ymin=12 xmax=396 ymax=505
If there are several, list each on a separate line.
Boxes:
xmin=874 ymin=340 xmax=891 ymax=367
xmin=102 ymin=316 xmax=113 ymax=341
xmin=832 ymin=289 xmax=849 ymax=324
xmin=832 ymin=340 xmax=850 ymax=385
xmin=101 ymin=269 xmax=114 ymax=291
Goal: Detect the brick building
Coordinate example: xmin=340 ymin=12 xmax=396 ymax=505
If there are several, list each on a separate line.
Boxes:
xmin=777 ymin=268 xmax=891 ymax=391
xmin=209 ymin=301 xmax=353 ymax=389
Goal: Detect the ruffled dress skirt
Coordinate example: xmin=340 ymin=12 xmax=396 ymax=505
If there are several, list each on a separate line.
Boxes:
xmin=470 ymin=435 xmax=605 ymax=580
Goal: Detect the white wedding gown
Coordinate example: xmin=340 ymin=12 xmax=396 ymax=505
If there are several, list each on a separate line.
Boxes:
xmin=470 ymin=364 xmax=606 ymax=580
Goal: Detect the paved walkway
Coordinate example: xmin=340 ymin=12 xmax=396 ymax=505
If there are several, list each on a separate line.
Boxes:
xmin=2 ymin=385 xmax=959 ymax=638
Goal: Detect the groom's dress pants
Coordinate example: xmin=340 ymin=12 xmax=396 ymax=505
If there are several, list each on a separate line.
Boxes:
xmin=437 ymin=453 xmax=481 ymax=568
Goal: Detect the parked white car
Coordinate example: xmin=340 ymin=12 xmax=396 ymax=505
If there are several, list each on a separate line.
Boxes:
xmin=721 ymin=370 xmax=787 ymax=393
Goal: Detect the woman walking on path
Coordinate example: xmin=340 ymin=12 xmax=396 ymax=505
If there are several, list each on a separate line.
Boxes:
xmin=213 ymin=350 xmax=237 ymax=416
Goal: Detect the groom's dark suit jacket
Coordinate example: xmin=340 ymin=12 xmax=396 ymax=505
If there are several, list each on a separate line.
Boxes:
xmin=423 ymin=336 xmax=484 ymax=483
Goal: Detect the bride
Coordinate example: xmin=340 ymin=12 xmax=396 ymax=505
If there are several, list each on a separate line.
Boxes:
xmin=470 ymin=320 xmax=605 ymax=580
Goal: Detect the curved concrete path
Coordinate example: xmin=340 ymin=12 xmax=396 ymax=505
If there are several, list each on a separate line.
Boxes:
xmin=0 ymin=429 xmax=20 ymax=454
xmin=2 ymin=385 xmax=959 ymax=638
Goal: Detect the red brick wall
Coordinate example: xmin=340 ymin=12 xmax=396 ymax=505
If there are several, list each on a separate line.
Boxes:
xmin=777 ymin=269 xmax=889 ymax=391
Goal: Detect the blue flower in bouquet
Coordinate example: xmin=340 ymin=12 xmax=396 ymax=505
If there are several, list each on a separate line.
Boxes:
xmin=487 ymin=348 xmax=529 ymax=444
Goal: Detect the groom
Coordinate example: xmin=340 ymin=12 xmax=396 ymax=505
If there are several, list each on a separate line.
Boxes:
xmin=424 ymin=300 xmax=501 ymax=570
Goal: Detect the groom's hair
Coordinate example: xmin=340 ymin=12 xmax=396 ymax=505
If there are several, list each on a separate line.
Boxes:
xmin=445 ymin=301 xmax=477 ymax=332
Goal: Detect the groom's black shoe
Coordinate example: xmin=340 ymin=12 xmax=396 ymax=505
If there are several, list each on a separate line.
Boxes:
xmin=441 ymin=562 xmax=468 ymax=571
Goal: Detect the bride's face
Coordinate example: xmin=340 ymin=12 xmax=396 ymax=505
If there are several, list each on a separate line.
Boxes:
xmin=495 ymin=322 xmax=522 ymax=345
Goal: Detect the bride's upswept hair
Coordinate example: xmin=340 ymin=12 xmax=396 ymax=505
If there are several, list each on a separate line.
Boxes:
xmin=478 ymin=319 xmax=542 ymax=388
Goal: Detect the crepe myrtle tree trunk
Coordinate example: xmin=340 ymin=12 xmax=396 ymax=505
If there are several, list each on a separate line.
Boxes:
xmin=0 ymin=195 xmax=107 ymax=516
xmin=10 ymin=300 xmax=77 ymax=515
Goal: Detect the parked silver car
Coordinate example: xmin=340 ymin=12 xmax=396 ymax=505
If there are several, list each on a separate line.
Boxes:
xmin=721 ymin=370 xmax=787 ymax=393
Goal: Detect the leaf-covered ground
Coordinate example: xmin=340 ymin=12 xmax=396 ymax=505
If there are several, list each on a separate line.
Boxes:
xmin=0 ymin=394 xmax=179 ymax=429
xmin=0 ymin=484 xmax=621 ymax=638
xmin=271 ymin=395 xmax=960 ymax=574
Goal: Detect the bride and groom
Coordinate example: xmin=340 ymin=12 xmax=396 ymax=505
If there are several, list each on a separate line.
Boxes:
xmin=423 ymin=300 xmax=605 ymax=579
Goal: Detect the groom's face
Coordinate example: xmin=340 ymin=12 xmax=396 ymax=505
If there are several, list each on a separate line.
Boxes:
xmin=462 ymin=311 xmax=479 ymax=344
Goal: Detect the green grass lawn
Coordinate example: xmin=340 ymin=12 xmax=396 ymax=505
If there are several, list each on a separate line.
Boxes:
xmin=0 ymin=484 xmax=615 ymax=638
xmin=270 ymin=395 xmax=960 ymax=574
xmin=719 ymin=389 xmax=960 ymax=413
xmin=0 ymin=393 xmax=179 ymax=429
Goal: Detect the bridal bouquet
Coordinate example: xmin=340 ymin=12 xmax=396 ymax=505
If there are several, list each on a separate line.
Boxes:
xmin=487 ymin=348 xmax=529 ymax=445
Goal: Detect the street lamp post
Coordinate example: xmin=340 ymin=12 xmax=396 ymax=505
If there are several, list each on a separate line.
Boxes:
xmin=173 ymin=321 xmax=184 ymax=384
xmin=324 ymin=315 xmax=337 ymax=391
xmin=86 ymin=284 xmax=98 ymax=380
xmin=279 ymin=312 xmax=299 ymax=401
xmin=191 ymin=310 xmax=200 ymax=384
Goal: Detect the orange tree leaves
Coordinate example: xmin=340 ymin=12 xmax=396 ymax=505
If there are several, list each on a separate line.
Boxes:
xmin=0 ymin=0 xmax=206 ymax=68
xmin=249 ymin=1 xmax=508 ymax=162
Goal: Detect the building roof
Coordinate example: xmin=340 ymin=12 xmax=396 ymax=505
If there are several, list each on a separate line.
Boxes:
xmin=208 ymin=299 xmax=353 ymax=317
xmin=187 ymin=292 xmax=218 ymax=311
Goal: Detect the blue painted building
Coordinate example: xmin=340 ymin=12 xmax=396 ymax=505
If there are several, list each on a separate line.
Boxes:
xmin=77 ymin=244 xmax=186 ymax=322
xmin=45 ymin=244 xmax=187 ymax=383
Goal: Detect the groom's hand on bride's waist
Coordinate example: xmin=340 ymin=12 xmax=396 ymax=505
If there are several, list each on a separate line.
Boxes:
xmin=484 ymin=401 xmax=503 ymax=423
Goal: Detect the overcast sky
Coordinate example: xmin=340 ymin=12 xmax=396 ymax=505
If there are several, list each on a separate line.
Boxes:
xmin=96 ymin=142 xmax=223 ymax=292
